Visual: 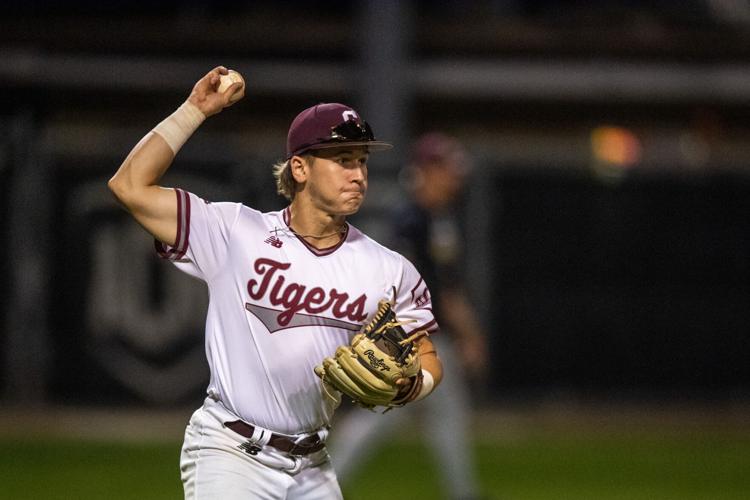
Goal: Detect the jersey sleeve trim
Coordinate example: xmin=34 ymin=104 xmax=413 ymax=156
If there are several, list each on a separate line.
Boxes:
xmin=154 ymin=188 xmax=191 ymax=260
xmin=409 ymin=277 xmax=433 ymax=311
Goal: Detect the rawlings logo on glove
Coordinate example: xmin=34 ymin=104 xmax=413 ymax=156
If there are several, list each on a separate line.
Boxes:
xmin=314 ymin=294 xmax=427 ymax=410
xmin=363 ymin=349 xmax=390 ymax=372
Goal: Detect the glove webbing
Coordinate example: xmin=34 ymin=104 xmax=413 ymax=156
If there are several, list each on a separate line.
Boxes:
xmin=364 ymin=301 xmax=427 ymax=364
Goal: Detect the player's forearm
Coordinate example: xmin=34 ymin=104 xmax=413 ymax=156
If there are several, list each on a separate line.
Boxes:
xmin=107 ymin=101 xmax=207 ymax=246
xmin=420 ymin=352 xmax=443 ymax=386
xmin=109 ymin=132 xmax=174 ymax=204
xmin=109 ymin=101 xmax=205 ymax=201
xmin=106 ymin=131 xmax=180 ymax=245
xmin=417 ymin=337 xmax=443 ymax=386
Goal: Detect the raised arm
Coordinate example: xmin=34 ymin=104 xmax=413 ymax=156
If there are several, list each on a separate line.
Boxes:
xmin=107 ymin=66 xmax=245 ymax=245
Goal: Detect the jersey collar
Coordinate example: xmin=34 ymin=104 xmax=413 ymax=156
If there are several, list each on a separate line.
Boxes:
xmin=282 ymin=207 xmax=350 ymax=257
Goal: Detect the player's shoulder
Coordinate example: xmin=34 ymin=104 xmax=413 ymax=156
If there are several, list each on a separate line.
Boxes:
xmin=196 ymin=195 xmax=271 ymax=219
xmin=347 ymin=225 xmax=426 ymax=293
xmin=184 ymin=191 xmax=281 ymax=226
xmin=346 ymin=223 xmax=412 ymax=267
xmin=237 ymin=203 xmax=287 ymax=228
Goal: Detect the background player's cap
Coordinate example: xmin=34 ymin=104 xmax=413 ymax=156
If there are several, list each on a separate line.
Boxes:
xmin=409 ymin=131 xmax=472 ymax=176
xmin=286 ymin=103 xmax=393 ymax=159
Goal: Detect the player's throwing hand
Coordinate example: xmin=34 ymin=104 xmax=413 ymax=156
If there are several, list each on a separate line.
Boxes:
xmin=188 ymin=66 xmax=245 ymax=117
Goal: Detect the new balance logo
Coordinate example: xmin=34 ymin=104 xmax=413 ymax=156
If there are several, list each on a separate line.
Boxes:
xmin=264 ymin=236 xmax=283 ymax=248
xmin=238 ymin=441 xmax=262 ymax=456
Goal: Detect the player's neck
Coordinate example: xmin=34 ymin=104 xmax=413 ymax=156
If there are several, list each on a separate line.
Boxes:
xmin=287 ymin=202 xmax=347 ymax=248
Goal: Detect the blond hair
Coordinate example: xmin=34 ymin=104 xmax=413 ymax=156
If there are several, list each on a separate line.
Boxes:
xmin=273 ymin=154 xmax=314 ymax=201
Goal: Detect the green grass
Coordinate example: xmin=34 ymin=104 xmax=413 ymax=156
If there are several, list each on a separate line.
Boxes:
xmin=1 ymin=429 xmax=749 ymax=500
xmin=0 ymin=439 xmax=181 ymax=500
xmin=482 ymin=434 xmax=750 ymax=500
xmin=344 ymin=431 xmax=750 ymax=500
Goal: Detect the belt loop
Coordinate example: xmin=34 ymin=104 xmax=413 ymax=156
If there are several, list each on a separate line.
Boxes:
xmin=234 ymin=422 xmax=272 ymax=456
xmin=250 ymin=426 xmax=272 ymax=447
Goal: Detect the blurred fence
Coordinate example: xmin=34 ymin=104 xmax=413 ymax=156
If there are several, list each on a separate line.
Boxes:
xmin=487 ymin=168 xmax=750 ymax=400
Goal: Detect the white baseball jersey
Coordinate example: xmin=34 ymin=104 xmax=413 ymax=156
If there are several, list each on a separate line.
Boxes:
xmin=157 ymin=189 xmax=437 ymax=435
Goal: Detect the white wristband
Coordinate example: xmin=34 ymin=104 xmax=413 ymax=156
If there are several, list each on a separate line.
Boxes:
xmin=414 ymin=369 xmax=435 ymax=402
xmin=152 ymin=101 xmax=206 ymax=154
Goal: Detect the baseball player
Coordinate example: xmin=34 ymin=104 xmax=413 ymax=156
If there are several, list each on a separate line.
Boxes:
xmin=107 ymin=66 xmax=443 ymax=499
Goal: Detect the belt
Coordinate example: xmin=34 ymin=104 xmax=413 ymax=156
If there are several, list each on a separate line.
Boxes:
xmin=224 ymin=420 xmax=326 ymax=456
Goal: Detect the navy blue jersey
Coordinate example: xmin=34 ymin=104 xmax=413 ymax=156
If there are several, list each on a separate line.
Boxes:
xmin=391 ymin=198 xmax=467 ymax=326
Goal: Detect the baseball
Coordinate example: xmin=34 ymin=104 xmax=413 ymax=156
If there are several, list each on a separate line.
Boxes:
xmin=218 ymin=70 xmax=245 ymax=103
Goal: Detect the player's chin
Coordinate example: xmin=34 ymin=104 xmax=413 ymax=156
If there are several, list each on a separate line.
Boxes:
xmin=339 ymin=193 xmax=365 ymax=214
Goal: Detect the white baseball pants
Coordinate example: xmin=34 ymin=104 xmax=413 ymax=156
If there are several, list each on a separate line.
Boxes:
xmin=180 ymin=397 xmax=342 ymax=500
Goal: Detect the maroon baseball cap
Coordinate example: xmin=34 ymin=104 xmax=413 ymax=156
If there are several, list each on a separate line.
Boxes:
xmin=409 ymin=132 xmax=472 ymax=175
xmin=410 ymin=132 xmax=465 ymax=165
xmin=286 ymin=103 xmax=392 ymax=159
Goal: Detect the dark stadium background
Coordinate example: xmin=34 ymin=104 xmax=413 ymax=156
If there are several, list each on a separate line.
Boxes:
xmin=1 ymin=2 xmax=749 ymax=499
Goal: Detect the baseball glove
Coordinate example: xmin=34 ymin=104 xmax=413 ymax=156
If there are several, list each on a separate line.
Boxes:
xmin=314 ymin=296 xmax=427 ymax=410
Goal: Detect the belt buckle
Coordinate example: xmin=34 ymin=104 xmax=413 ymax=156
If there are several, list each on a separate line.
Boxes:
xmin=288 ymin=435 xmax=321 ymax=457
xmin=287 ymin=441 xmax=311 ymax=457
xmin=288 ymin=445 xmax=305 ymax=457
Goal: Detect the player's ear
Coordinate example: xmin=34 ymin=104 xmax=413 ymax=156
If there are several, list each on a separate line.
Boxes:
xmin=290 ymin=155 xmax=311 ymax=183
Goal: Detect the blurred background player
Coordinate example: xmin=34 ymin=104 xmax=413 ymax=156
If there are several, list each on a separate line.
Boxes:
xmin=330 ymin=132 xmax=489 ymax=500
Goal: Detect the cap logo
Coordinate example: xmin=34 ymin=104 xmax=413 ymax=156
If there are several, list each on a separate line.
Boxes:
xmin=342 ymin=110 xmax=359 ymax=122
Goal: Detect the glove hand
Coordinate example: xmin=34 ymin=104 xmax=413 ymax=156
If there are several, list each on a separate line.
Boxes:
xmin=314 ymin=297 xmax=427 ymax=410
xmin=393 ymin=372 xmax=424 ymax=405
